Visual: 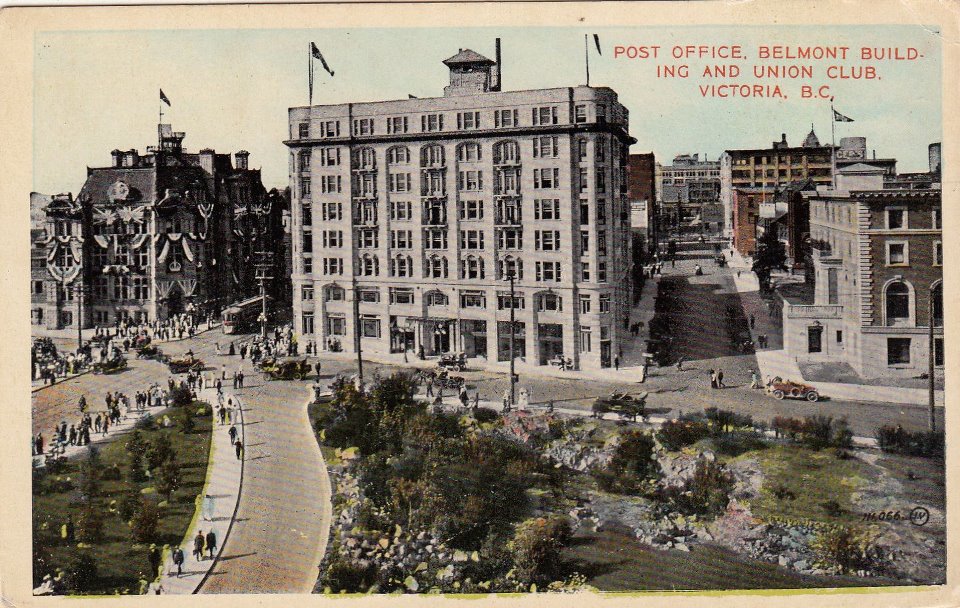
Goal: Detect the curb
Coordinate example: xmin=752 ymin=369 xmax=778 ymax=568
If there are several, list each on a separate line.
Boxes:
xmin=304 ymin=386 xmax=333 ymax=594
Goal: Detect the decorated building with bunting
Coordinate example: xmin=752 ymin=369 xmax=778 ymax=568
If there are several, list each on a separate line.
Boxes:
xmin=33 ymin=125 xmax=282 ymax=330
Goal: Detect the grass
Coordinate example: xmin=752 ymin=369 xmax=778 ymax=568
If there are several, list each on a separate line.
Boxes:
xmin=562 ymin=526 xmax=893 ymax=591
xmin=32 ymin=402 xmax=212 ymax=594
xmin=739 ymin=445 xmax=874 ymax=526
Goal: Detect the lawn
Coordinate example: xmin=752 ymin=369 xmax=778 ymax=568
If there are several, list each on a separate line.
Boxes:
xmin=32 ymin=402 xmax=212 ymax=594
xmin=562 ymin=526 xmax=889 ymax=591
xmin=740 ymin=445 xmax=875 ymax=525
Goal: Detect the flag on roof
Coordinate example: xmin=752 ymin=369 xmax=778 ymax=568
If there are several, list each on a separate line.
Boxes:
xmin=160 ymin=89 xmax=171 ymax=106
xmin=833 ymin=109 xmax=853 ymax=122
xmin=311 ymin=42 xmax=335 ymax=76
xmin=593 ymin=34 xmax=602 ymax=55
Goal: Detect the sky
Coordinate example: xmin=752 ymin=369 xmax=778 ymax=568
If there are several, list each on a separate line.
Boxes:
xmin=33 ymin=24 xmax=942 ymax=193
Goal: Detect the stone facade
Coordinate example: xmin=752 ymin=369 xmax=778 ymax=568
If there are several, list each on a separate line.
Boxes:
xmin=781 ymin=165 xmax=942 ymax=379
xmin=286 ymin=46 xmax=636 ymax=369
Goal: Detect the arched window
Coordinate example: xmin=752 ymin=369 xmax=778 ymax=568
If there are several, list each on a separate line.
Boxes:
xmin=493 ymin=140 xmax=519 ymax=165
xmin=420 ymin=144 xmax=445 ymax=167
xmin=932 ymin=282 xmax=943 ymax=327
xmin=885 ymin=281 xmax=911 ymax=326
xmin=387 ymin=146 xmax=410 ymax=165
xmin=462 ymin=255 xmax=484 ymax=280
xmin=457 ymin=142 xmax=482 ymax=162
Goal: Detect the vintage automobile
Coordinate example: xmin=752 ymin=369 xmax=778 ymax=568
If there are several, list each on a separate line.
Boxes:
xmin=437 ymin=352 xmax=467 ymax=372
xmin=592 ymin=392 xmax=648 ymax=422
xmin=93 ymin=355 xmax=128 ymax=375
xmin=167 ymin=354 xmax=203 ymax=374
xmin=136 ymin=344 xmax=165 ymax=361
xmin=549 ymin=355 xmax=573 ymax=370
xmin=419 ymin=368 xmax=465 ymax=390
xmin=261 ymin=357 xmax=312 ymax=381
xmin=768 ymin=380 xmax=821 ymax=402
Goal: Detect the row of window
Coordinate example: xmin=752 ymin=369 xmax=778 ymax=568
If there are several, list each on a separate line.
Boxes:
xmin=305 ymin=227 xmax=609 ymax=254
xmin=302 ymin=283 xmax=612 ymax=313
xmin=296 ymin=104 xmax=612 ymax=139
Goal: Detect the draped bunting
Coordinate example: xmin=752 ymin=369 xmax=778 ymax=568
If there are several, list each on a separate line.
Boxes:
xmin=232 ymin=228 xmax=245 ymax=238
xmin=182 ymin=239 xmax=194 ymax=262
xmin=46 ymin=244 xmax=58 ymax=262
xmin=177 ymin=279 xmax=197 ymax=297
xmin=157 ymin=240 xmax=171 ymax=264
xmin=47 ymin=263 xmax=80 ymax=283
xmin=129 ymin=234 xmax=149 ymax=250
xmin=156 ymin=281 xmax=176 ymax=299
xmin=94 ymin=235 xmax=110 ymax=249
xmin=68 ymin=240 xmax=83 ymax=264
xmin=93 ymin=208 xmax=117 ymax=225
xmin=167 ymin=233 xmax=183 ymax=242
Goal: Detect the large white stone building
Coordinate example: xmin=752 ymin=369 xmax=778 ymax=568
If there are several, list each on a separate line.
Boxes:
xmin=285 ymin=45 xmax=636 ymax=369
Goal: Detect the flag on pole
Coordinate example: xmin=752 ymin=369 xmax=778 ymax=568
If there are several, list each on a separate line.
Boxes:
xmin=833 ymin=109 xmax=854 ymax=122
xmin=160 ymin=89 xmax=171 ymax=106
xmin=593 ymin=34 xmax=602 ymax=55
xmin=311 ymin=42 xmax=335 ymax=76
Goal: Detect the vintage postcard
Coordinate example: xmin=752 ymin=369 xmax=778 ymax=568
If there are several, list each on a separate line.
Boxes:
xmin=0 ymin=1 xmax=957 ymax=605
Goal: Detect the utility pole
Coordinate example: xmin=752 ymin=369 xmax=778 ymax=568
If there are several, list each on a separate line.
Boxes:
xmin=508 ymin=271 xmax=516 ymax=408
xmin=254 ymin=251 xmax=274 ymax=340
xmin=929 ymin=286 xmax=936 ymax=432
xmin=353 ymin=276 xmax=363 ymax=385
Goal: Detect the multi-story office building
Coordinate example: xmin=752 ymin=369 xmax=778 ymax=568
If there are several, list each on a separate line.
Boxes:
xmin=286 ymin=45 xmax=636 ymax=369
xmin=656 ymin=153 xmax=721 ymax=233
xmin=780 ymin=163 xmax=942 ymax=378
xmin=627 ymin=152 xmax=656 ymax=253
xmin=33 ymin=126 xmax=281 ymax=330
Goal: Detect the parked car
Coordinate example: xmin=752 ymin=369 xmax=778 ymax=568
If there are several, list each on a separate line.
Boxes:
xmin=261 ymin=357 xmax=312 ymax=381
xmin=437 ymin=352 xmax=467 ymax=372
xmin=767 ymin=380 xmax=820 ymax=402
xmin=167 ymin=354 xmax=203 ymax=374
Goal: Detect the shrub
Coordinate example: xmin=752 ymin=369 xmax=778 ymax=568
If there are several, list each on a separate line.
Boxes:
xmin=508 ymin=515 xmax=573 ymax=586
xmin=821 ymin=500 xmax=844 ymax=517
xmin=101 ymin=463 xmax=122 ymax=481
xmin=62 ymin=551 xmax=99 ymax=592
xmin=811 ymin=525 xmax=876 ymax=574
xmin=473 ymin=407 xmax=500 ymax=424
xmin=659 ymin=459 xmax=734 ymax=518
xmin=134 ymin=414 xmax=155 ymax=431
xmin=320 ymin=557 xmax=377 ymax=593
xmin=876 ymin=425 xmax=944 ymax=458
xmin=169 ymin=385 xmax=194 ymax=407
xmin=130 ymin=498 xmax=160 ymax=543
xmin=155 ymin=459 xmax=182 ymax=501
xmin=178 ymin=410 xmax=195 ymax=434
xmin=118 ymin=486 xmax=141 ymax=521
xmin=771 ymin=483 xmax=796 ymax=501
xmin=772 ymin=416 xmax=853 ymax=451
xmin=657 ymin=419 xmax=710 ymax=451
xmin=712 ymin=431 xmax=769 ymax=457
xmin=592 ymin=430 xmax=660 ymax=495
xmin=705 ymin=408 xmax=754 ymax=434
xmin=76 ymin=504 xmax=104 ymax=543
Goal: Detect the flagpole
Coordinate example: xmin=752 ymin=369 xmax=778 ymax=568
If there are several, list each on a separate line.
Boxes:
xmin=830 ymin=98 xmax=837 ymax=189
xmin=584 ymin=34 xmax=590 ymax=86
xmin=308 ymin=43 xmax=314 ymax=107
xmin=158 ymin=89 xmax=163 ymax=150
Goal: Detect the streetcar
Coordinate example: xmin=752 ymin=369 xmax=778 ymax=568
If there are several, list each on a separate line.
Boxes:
xmin=222 ymin=295 xmax=271 ymax=334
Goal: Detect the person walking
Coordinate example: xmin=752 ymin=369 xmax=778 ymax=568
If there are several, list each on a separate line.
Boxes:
xmin=614 ymin=354 xmax=620 ymax=371
xmin=315 ymin=361 xmax=322 ymax=381
xmin=717 ymin=368 xmax=725 ymax=389
xmin=205 ymin=530 xmax=217 ymax=559
xmin=459 ymin=385 xmax=469 ymax=408
xmin=149 ymin=544 xmax=161 ymax=578
xmin=425 ymin=379 xmax=433 ymax=397
xmin=750 ymin=369 xmax=761 ymax=389
xmin=234 ymin=438 xmax=243 ymax=461
xmin=676 ymin=355 xmax=685 ymax=371
xmin=502 ymin=389 xmax=510 ymax=412
xmin=217 ymin=405 xmax=226 ymax=425
xmin=35 ymin=432 xmax=44 ymax=455
xmin=193 ymin=531 xmax=205 ymax=561
xmin=709 ymin=369 xmax=717 ymax=389
xmin=749 ymin=314 xmax=756 ymax=329
xmin=228 ymin=424 xmax=238 ymax=444
xmin=172 ymin=547 xmax=184 ymax=577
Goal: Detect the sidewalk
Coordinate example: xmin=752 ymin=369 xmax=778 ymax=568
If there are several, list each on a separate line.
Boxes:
xmin=157 ymin=386 xmax=244 ymax=594
xmin=726 ymin=249 xmax=944 ymax=407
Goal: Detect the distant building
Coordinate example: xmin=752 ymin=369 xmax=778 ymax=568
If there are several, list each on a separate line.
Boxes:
xmin=33 ymin=126 xmax=283 ymax=330
xmin=780 ymin=163 xmax=942 ymax=378
xmin=722 ymin=131 xmax=896 ymax=242
xmin=656 ymin=153 xmax=721 ymax=233
xmin=30 ymin=193 xmax=54 ymax=327
xmin=627 ymin=152 xmax=656 ymax=251
xmin=285 ymin=43 xmax=636 ymax=369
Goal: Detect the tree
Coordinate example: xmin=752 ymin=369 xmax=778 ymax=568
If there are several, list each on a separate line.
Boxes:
xmin=508 ymin=515 xmax=573 ymax=586
xmin=145 ymin=434 xmax=174 ymax=471
xmin=130 ymin=498 xmax=160 ymax=543
xmin=63 ymin=550 xmax=99 ymax=592
xmin=78 ymin=448 xmax=102 ymax=501
xmin=76 ymin=504 xmax=104 ymax=543
xmin=752 ymin=226 xmax=788 ymax=292
xmin=126 ymin=431 xmax=149 ymax=482
xmin=155 ymin=459 xmax=182 ymax=501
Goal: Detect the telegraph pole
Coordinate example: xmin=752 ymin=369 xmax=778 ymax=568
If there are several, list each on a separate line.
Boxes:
xmin=929 ymin=287 xmax=936 ymax=432
xmin=254 ymin=251 xmax=274 ymax=340
xmin=508 ymin=271 xmax=516 ymax=408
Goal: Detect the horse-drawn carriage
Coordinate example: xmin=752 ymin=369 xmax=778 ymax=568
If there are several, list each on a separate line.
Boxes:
xmin=592 ymin=392 xmax=648 ymax=422
xmin=260 ymin=357 xmax=312 ymax=381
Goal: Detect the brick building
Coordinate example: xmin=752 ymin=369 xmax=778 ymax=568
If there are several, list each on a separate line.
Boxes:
xmin=627 ymin=152 xmax=656 ymax=253
xmin=33 ymin=126 xmax=282 ymax=330
xmin=780 ymin=164 xmax=942 ymax=378
xmin=285 ymin=43 xmax=636 ymax=369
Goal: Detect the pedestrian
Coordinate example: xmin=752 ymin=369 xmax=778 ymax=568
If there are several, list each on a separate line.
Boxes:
xmin=203 ymin=494 xmax=215 ymax=521
xmin=221 ymin=363 xmax=227 ymax=381
xmin=238 ymin=370 xmax=244 ymax=389
xmin=717 ymin=368 xmax=725 ymax=389
xmin=229 ymin=342 xmax=235 ymax=356
xmin=502 ymin=389 xmax=510 ymax=412
xmin=749 ymin=314 xmax=756 ymax=329
xmin=232 ymin=372 xmax=238 ymax=390
xmin=459 ymin=386 xmax=469 ymax=408
xmin=149 ymin=544 xmax=161 ymax=577
xmin=193 ymin=531 xmax=205 ymax=561
xmin=676 ymin=355 xmax=685 ymax=371
xmin=614 ymin=354 xmax=620 ymax=371
xmin=228 ymin=425 xmax=238 ymax=443
xmin=205 ymin=530 xmax=217 ymax=559
xmin=215 ymin=343 xmax=221 ymax=356
xmin=172 ymin=547 xmax=184 ymax=577
xmin=750 ymin=369 xmax=761 ymax=389
xmin=68 ymin=425 xmax=77 ymax=446
xmin=425 ymin=379 xmax=433 ymax=397
xmin=35 ymin=432 xmax=44 ymax=455
xmin=102 ymin=416 xmax=109 ymax=436
xmin=234 ymin=438 xmax=243 ymax=460
xmin=473 ymin=391 xmax=480 ymax=410
xmin=215 ymin=378 xmax=222 ymax=395
xmin=518 ymin=387 xmax=529 ymax=411
xmin=709 ymin=369 xmax=717 ymax=389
